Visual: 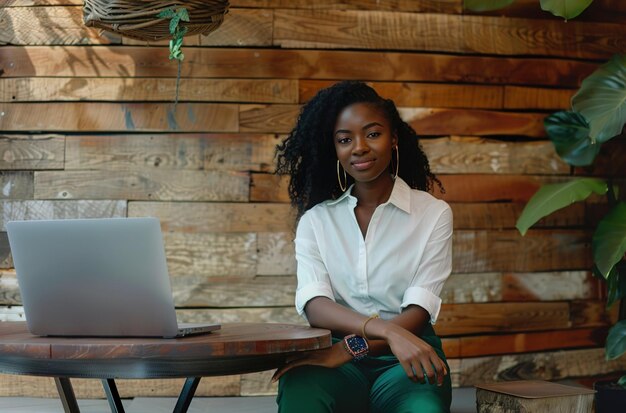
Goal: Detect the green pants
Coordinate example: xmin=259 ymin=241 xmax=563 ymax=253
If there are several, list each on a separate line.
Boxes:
xmin=276 ymin=324 xmax=451 ymax=413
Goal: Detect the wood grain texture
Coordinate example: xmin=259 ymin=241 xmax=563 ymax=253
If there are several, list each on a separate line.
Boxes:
xmin=164 ymin=232 xmax=257 ymax=277
xmin=1 ymin=78 xmax=298 ymax=104
xmin=0 ymin=134 xmax=64 ymax=170
xmin=250 ymin=174 xmax=572 ymax=203
xmin=232 ymin=0 xmax=461 ymax=13
xmin=1 ymin=46 xmax=596 ymax=88
xmin=0 ymin=6 xmax=120 ymax=45
xmin=476 ymin=388 xmax=594 ymax=413
xmin=65 ymin=134 xmax=280 ymax=173
xmin=0 ymin=270 xmax=20 ymax=306
xmin=240 ymin=104 xmax=548 ymax=137
xmin=0 ymin=200 xmax=127 ymax=231
xmin=273 ymin=10 xmax=626 ymax=59
xmin=34 ymin=170 xmax=249 ymax=201
xmin=171 ymin=275 xmax=296 ymax=308
xmin=423 ymin=137 xmax=568 ymax=175
xmin=0 ymin=171 xmax=33 ymax=200
xmin=436 ymin=302 xmax=571 ymax=335
xmin=300 ymin=80 xmax=504 ymax=109
xmin=129 ymin=202 xmax=294 ymax=233
xmin=504 ymin=86 xmax=575 ymax=110
xmin=456 ymin=347 xmax=626 ymax=386
xmin=0 ymin=103 xmax=239 ymax=132
xmin=450 ymin=328 xmax=608 ymax=357
xmin=201 ymin=8 xmax=273 ymax=46
xmin=0 ymin=374 xmax=240 ymax=398
xmin=441 ymin=271 xmax=599 ymax=304
xmin=449 ymin=202 xmax=586 ymax=229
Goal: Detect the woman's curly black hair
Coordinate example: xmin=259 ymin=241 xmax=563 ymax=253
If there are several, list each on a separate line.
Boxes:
xmin=275 ymin=81 xmax=443 ymax=218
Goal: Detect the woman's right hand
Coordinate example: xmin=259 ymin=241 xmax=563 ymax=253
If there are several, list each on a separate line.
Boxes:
xmin=383 ymin=324 xmax=448 ymax=386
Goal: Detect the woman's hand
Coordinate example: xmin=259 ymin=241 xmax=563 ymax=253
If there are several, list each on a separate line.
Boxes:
xmin=271 ymin=341 xmax=353 ymax=383
xmin=384 ymin=325 xmax=448 ymax=386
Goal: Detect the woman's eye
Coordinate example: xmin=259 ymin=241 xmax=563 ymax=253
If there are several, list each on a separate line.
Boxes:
xmin=337 ymin=137 xmax=351 ymax=144
xmin=368 ymin=132 xmax=381 ymax=138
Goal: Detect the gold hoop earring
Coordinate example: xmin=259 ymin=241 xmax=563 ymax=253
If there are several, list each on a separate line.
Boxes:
xmin=392 ymin=145 xmax=399 ymax=180
xmin=337 ymin=160 xmax=347 ymax=192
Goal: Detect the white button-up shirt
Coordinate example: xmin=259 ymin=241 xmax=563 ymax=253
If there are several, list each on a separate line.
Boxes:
xmin=294 ymin=177 xmax=453 ymax=324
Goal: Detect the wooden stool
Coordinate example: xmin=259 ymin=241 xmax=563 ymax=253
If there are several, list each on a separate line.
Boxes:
xmin=475 ymin=380 xmax=596 ymax=413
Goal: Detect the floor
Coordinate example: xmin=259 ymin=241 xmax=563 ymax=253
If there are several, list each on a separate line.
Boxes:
xmin=0 ymin=387 xmax=477 ymax=412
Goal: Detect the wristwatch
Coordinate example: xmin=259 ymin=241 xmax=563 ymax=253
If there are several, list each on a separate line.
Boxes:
xmin=342 ymin=334 xmax=369 ymax=361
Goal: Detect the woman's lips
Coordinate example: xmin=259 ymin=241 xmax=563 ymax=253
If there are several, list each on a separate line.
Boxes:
xmin=351 ymin=159 xmax=376 ymax=171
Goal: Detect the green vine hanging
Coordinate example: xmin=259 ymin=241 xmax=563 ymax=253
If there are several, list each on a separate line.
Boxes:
xmin=157 ymin=7 xmax=189 ymax=107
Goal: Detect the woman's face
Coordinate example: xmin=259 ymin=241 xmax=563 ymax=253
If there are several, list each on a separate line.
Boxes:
xmin=333 ymin=102 xmax=397 ymax=184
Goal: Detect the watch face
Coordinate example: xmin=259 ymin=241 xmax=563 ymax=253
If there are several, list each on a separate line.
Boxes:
xmin=346 ymin=335 xmax=368 ymax=354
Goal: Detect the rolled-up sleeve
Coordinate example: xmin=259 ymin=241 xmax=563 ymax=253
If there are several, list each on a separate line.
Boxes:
xmin=294 ymin=212 xmax=335 ymax=320
xmin=401 ymin=203 xmax=453 ymax=324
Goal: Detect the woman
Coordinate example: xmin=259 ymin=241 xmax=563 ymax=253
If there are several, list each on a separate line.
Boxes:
xmin=273 ymin=81 xmax=453 ymax=413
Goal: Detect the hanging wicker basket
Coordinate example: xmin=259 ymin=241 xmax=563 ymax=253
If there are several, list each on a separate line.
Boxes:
xmin=83 ymin=0 xmax=230 ymax=41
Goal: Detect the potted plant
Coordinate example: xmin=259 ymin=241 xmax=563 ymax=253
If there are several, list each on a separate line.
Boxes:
xmin=516 ymin=54 xmax=626 ymax=411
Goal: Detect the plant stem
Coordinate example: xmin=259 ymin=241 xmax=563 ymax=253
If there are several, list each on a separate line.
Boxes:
xmin=174 ymin=59 xmax=181 ymax=109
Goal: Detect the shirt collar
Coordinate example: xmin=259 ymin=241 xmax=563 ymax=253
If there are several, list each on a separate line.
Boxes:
xmin=326 ymin=177 xmax=411 ymax=214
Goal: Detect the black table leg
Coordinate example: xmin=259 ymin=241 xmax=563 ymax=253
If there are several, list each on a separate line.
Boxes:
xmin=173 ymin=377 xmax=202 ymax=413
xmin=54 ymin=377 xmax=80 ymax=413
xmin=102 ymin=378 xmax=126 ymax=413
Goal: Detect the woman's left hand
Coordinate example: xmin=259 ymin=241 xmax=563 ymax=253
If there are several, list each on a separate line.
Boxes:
xmin=271 ymin=342 xmax=352 ymax=383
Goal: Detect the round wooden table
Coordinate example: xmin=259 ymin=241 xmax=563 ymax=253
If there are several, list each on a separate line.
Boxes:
xmin=0 ymin=322 xmax=331 ymax=413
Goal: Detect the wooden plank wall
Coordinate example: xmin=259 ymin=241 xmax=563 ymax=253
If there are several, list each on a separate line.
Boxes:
xmin=1 ymin=0 xmax=626 ymax=397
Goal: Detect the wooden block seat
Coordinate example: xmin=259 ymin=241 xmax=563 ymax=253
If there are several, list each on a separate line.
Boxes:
xmin=475 ymin=380 xmax=595 ymax=413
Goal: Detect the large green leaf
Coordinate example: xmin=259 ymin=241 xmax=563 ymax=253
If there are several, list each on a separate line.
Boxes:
xmin=545 ymin=111 xmax=600 ymax=166
xmin=606 ymin=319 xmax=626 ymax=360
xmin=464 ymin=0 xmax=515 ymax=11
xmin=605 ymin=264 xmax=626 ymax=309
xmin=593 ymin=202 xmax=626 ymax=278
xmin=516 ymin=178 xmax=607 ymax=236
xmin=540 ymin=0 xmax=593 ymax=19
xmin=572 ymin=55 xmax=626 ymax=143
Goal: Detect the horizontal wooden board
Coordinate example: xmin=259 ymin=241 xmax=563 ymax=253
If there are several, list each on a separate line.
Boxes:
xmin=274 ymin=10 xmax=626 ymax=59
xmin=1 ymin=47 xmax=596 ymax=88
xmin=441 ymin=271 xmax=599 ymax=304
xmin=0 ymin=200 xmax=127 ymax=231
xmin=455 ymin=347 xmax=626 ymax=386
xmin=0 ymin=103 xmax=239 ymax=132
xmin=65 ymin=134 xmax=281 ymax=173
xmin=129 ymin=202 xmax=295 ymax=233
xmin=0 ymin=6 xmax=120 ymax=45
xmin=171 ymin=275 xmax=296 ymax=308
xmin=300 ymin=80 xmax=504 ymax=109
xmin=200 ymin=8 xmax=273 ymax=46
xmin=1 ymin=78 xmax=298 ymax=103
xmin=0 ymin=171 xmax=34 ymax=199
xmin=0 ymin=374 xmax=239 ymax=398
xmin=232 ymin=0 xmax=462 ymax=13
xmin=437 ymin=302 xmax=573 ymax=336
xmin=250 ymin=174 xmax=572 ymax=203
xmin=504 ymin=86 xmax=575 ymax=110
xmin=240 ymin=104 xmax=548 ymax=137
xmin=423 ymin=137 xmax=568 ymax=175
xmin=446 ymin=328 xmax=607 ymax=358
xmin=0 ymin=134 xmax=64 ymax=170
xmin=34 ymin=170 xmax=249 ymax=201
xmin=398 ymin=108 xmax=547 ymax=138
xmin=164 ymin=233 xmax=257 ymax=277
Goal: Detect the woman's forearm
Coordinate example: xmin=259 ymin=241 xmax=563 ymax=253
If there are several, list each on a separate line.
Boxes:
xmin=305 ymin=298 xmax=432 ymax=349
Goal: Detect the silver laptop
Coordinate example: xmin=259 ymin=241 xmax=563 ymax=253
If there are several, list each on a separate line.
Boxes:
xmin=6 ymin=217 xmax=220 ymax=338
